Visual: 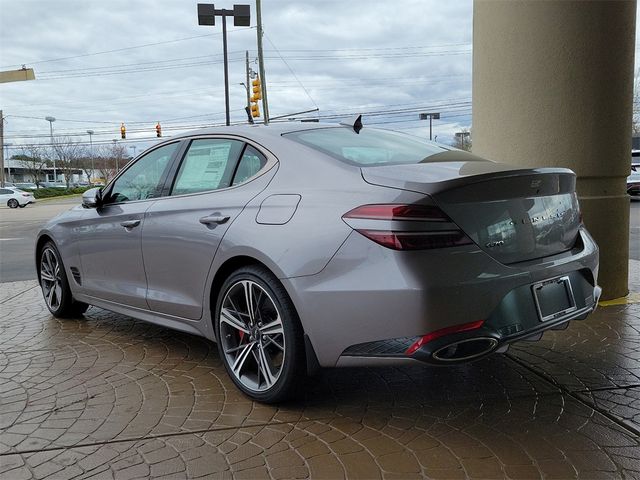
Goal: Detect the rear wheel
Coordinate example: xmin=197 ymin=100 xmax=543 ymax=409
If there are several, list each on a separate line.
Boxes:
xmin=214 ymin=265 xmax=305 ymax=403
xmin=18 ymin=204 xmax=26 ymax=208
xmin=7 ymin=199 xmax=18 ymax=208
xmin=39 ymin=242 xmax=89 ymax=318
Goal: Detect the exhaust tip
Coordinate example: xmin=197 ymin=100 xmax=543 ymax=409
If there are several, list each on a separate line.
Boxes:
xmin=432 ymin=337 xmax=498 ymax=362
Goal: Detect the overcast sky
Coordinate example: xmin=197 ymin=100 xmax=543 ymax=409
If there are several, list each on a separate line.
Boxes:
xmin=0 ymin=0 xmax=637 ymax=156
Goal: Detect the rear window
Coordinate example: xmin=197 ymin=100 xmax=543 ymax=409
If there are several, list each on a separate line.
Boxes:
xmin=284 ymin=127 xmax=449 ymax=166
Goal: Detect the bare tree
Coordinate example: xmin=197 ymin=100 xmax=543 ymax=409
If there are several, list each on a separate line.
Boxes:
xmin=14 ymin=144 xmax=49 ymax=187
xmin=95 ymin=143 xmax=129 ymax=183
xmin=76 ymin=154 xmax=95 ymax=186
xmin=51 ymin=136 xmax=83 ymax=188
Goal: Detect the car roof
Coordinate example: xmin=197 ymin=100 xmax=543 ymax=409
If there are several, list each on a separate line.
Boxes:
xmin=170 ymin=122 xmax=348 ymax=142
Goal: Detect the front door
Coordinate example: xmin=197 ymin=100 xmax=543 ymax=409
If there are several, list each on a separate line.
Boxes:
xmin=77 ymin=142 xmax=180 ymax=308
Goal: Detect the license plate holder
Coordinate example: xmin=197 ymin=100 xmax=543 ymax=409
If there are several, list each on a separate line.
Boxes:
xmin=532 ymin=276 xmax=577 ymax=322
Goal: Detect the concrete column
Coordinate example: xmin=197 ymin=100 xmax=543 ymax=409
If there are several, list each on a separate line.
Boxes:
xmin=473 ymin=0 xmax=636 ymax=300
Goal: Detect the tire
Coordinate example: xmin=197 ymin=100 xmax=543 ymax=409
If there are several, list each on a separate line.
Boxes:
xmin=18 ymin=204 xmax=26 ymax=208
xmin=214 ymin=265 xmax=305 ymax=403
xmin=39 ymin=241 xmax=89 ymax=318
xmin=7 ymin=199 xmax=18 ymax=208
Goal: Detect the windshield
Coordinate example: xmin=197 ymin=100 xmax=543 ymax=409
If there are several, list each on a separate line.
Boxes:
xmin=284 ymin=127 xmax=451 ymax=167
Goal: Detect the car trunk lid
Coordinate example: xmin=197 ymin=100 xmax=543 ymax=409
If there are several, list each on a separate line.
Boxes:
xmin=361 ymin=158 xmax=580 ymax=264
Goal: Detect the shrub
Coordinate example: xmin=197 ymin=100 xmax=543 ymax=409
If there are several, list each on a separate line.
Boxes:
xmin=29 ymin=186 xmax=92 ymax=199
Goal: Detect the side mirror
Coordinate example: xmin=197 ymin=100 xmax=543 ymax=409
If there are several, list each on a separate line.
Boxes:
xmin=82 ymin=187 xmax=103 ymax=209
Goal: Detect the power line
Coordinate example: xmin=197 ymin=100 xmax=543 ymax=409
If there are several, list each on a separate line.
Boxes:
xmin=263 ymin=34 xmax=318 ymax=111
xmin=0 ymin=29 xmax=256 ymax=69
xmin=3 ymin=100 xmax=473 ymax=141
xmin=263 ymin=42 xmax=471 ymax=53
xmin=37 ymin=58 xmax=244 ymax=80
xmin=29 ymin=47 xmax=470 ymax=80
xmin=37 ymin=52 xmax=242 ymax=75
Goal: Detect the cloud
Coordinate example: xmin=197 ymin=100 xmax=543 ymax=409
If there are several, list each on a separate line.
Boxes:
xmin=0 ymin=0 xmax=473 ymax=152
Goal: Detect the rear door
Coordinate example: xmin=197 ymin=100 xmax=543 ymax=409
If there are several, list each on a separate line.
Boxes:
xmin=142 ymin=137 xmax=272 ymax=319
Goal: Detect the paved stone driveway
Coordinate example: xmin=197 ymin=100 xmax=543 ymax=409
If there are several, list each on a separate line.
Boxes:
xmin=1 ymin=264 xmax=639 ymax=479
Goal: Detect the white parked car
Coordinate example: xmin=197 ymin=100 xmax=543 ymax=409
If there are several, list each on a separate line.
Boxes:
xmin=0 ymin=187 xmax=36 ymax=208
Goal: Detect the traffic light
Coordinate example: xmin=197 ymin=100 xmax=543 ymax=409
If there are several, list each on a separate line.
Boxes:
xmin=252 ymin=78 xmax=261 ymax=97
xmin=155 ymin=122 xmax=162 ymax=137
xmin=250 ymin=77 xmax=261 ymax=118
xmin=120 ymin=122 xmax=126 ymax=139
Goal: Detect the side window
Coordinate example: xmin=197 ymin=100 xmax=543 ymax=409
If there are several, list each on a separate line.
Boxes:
xmin=232 ymin=145 xmax=267 ymax=186
xmin=0 ymin=189 xmax=12 ymax=195
xmin=171 ymin=139 xmax=244 ymax=195
xmin=108 ymin=143 xmax=178 ymax=203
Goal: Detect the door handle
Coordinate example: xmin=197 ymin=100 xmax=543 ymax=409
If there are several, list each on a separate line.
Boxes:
xmin=120 ymin=219 xmax=141 ymax=229
xmin=199 ymin=215 xmax=230 ymax=225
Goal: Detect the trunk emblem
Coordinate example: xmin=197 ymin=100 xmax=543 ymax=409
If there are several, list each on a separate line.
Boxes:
xmin=485 ymin=240 xmax=505 ymax=248
xmin=530 ymin=179 xmax=542 ymax=188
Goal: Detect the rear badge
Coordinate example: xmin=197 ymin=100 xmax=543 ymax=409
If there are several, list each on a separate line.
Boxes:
xmin=485 ymin=240 xmax=505 ymax=248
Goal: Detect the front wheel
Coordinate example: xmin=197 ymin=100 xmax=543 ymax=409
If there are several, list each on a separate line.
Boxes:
xmin=7 ymin=199 xmax=18 ymax=208
xmin=215 ymin=265 xmax=305 ymax=403
xmin=39 ymin=242 xmax=89 ymax=318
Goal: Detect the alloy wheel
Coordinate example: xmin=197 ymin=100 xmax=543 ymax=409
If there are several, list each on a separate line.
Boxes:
xmin=40 ymin=247 xmax=63 ymax=311
xmin=219 ymin=280 xmax=285 ymax=392
xmin=7 ymin=199 xmax=18 ymax=208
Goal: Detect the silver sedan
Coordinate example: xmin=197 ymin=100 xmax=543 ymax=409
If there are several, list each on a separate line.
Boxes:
xmin=36 ymin=121 xmax=601 ymax=402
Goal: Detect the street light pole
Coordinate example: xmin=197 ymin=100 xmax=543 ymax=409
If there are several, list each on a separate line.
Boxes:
xmin=87 ymin=130 xmax=94 ymax=185
xmin=419 ymin=112 xmax=440 ymax=141
xmin=45 ymin=116 xmax=56 ymax=183
xmin=129 ymin=145 xmax=137 ymax=157
xmin=197 ymin=4 xmax=250 ymax=126
xmin=222 ymin=11 xmax=230 ymax=126
xmin=455 ymin=131 xmax=471 ymax=150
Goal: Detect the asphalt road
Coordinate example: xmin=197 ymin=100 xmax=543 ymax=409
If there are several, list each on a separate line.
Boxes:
xmin=0 ymin=196 xmax=82 ymax=282
xmin=0 ymin=196 xmax=639 ymax=283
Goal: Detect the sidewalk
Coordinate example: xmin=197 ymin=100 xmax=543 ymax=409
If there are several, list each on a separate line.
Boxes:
xmin=0 ymin=262 xmax=638 ymax=479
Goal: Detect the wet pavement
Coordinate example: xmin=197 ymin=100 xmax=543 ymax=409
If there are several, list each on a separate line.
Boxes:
xmin=0 ymin=263 xmax=639 ymax=479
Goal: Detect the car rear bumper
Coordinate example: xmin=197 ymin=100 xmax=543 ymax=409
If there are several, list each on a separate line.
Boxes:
xmin=283 ymin=227 xmax=599 ymax=367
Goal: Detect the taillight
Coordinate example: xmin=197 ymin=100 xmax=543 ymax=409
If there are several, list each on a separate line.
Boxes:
xmin=343 ymin=204 xmax=450 ymax=222
xmin=21 ymin=193 xmax=30 ymax=197
xmin=343 ymin=204 xmax=474 ymax=251
xmin=357 ymin=230 xmax=472 ymax=250
xmin=405 ymin=320 xmax=485 ymax=355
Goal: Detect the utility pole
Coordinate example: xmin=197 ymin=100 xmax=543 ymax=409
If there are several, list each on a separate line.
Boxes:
xmin=87 ymin=130 xmax=94 ymax=185
xmin=0 ymin=110 xmax=4 ymax=187
xmin=244 ymin=50 xmax=254 ymax=124
xmin=256 ymin=0 xmax=269 ymax=124
xmin=4 ymin=143 xmax=12 ymax=183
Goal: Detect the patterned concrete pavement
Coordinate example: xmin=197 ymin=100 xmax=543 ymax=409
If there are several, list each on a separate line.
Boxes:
xmin=1 ymin=263 xmax=639 ymax=479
